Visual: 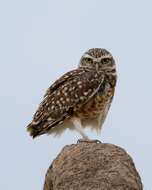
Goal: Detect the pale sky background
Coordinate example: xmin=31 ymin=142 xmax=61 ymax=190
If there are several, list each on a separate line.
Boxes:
xmin=0 ymin=0 xmax=152 ymax=189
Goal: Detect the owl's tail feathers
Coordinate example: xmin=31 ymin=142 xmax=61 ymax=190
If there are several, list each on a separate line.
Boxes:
xmin=27 ymin=122 xmax=45 ymax=138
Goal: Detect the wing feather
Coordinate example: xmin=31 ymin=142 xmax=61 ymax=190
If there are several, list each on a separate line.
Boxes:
xmin=27 ymin=68 xmax=104 ymax=137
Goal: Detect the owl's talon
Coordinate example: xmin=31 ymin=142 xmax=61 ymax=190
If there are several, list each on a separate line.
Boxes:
xmin=93 ymin=139 xmax=102 ymax=143
xmin=77 ymin=139 xmax=101 ymax=144
xmin=77 ymin=138 xmax=86 ymax=143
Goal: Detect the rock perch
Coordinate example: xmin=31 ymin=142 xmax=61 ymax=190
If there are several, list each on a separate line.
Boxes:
xmin=43 ymin=141 xmax=143 ymax=190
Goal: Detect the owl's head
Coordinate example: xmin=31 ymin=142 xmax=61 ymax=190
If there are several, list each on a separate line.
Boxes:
xmin=79 ymin=48 xmax=116 ymax=73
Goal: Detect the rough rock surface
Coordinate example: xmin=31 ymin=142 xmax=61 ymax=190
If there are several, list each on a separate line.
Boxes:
xmin=43 ymin=141 xmax=143 ymax=190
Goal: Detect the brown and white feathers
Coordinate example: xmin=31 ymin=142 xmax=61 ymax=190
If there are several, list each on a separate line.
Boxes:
xmin=27 ymin=48 xmax=117 ymax=138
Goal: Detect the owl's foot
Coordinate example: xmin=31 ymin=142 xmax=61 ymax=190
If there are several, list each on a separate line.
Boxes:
xmin=77 ymin=139 xmax=101 ymax=144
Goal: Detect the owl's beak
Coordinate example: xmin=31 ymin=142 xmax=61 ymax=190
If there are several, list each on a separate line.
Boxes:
xmin=94 ymin=62 xmax=99 ymax=71
xmin=95 ymin=62 xmax=99 ymax=71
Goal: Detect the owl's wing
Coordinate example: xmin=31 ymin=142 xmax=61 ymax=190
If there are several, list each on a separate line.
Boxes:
xmin=27 ymin=68 xmax=104 ymax=137
xmin=43 ymin=70 xmax=83 ymax=98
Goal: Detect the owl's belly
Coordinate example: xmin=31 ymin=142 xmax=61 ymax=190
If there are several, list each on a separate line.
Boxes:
xmin=75 ymin=88 xmax=114 ymax=120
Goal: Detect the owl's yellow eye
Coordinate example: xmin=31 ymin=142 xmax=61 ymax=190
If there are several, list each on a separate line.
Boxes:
xmin=101 ymin=58 xmax=111 ymax=64
xmin=85 ymin=57 xmax=93 ymax=64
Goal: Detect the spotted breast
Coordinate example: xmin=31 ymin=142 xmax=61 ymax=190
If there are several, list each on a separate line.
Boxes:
xmin=75 ymin=74 xmax=116 ymax=131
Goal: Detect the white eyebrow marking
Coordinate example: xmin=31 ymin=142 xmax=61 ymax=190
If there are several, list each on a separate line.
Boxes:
xmin=100 ymin=54 xmax=112 ymax=60
xmin=83 ymin=54 xmax=93 ymax=59
xmin=83 ymin=53 xmax=112 ymax=61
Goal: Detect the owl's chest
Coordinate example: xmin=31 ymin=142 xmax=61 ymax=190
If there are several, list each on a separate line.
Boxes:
xmin=75 ymin=81 xmax=114 ymax=119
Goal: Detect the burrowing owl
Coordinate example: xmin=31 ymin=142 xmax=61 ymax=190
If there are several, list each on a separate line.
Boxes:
xmin=27 ymin=48 xmax=117 ymax=139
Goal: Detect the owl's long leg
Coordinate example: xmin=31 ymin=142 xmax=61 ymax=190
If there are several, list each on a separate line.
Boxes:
xmin=71 ymin=117 xmax=88 ymax=139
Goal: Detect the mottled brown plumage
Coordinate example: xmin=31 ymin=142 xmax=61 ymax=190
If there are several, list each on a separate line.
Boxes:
xmin=27 ymin=48 xmax=117 ymax=138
